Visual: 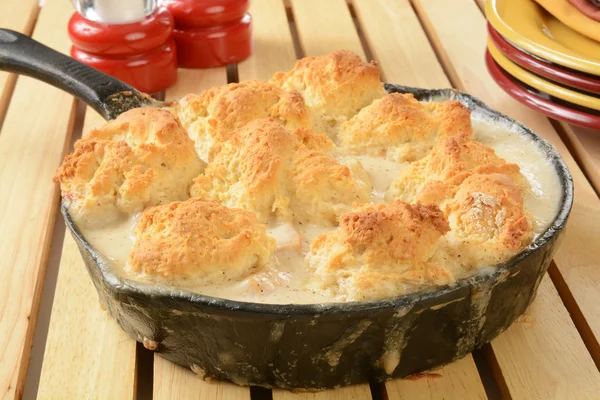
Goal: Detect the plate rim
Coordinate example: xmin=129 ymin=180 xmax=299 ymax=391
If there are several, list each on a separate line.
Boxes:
xmin=487 ymin=24 xmax=600 ymax=95
xmin=486 ymin=0 xmax=600 ymax=75
xmin=487 ymin=39 xmax=600 ymax=111
xmin=485 ymin=50 xmax=600 ymax=130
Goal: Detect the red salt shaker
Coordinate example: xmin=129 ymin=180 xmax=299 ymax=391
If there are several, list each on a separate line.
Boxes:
xmin=68 ymin=0 xmax=178 ymax=93
xmin=162 ymin=0 xmax=253 ymax=68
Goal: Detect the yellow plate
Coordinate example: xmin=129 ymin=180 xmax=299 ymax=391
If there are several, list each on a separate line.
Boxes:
xmin=486 ymin=0 xmax=600 ymax=76
xmin=533 ymin=0 xmax=600 ymax=43
xmin=488 ymin=40 xmax=600 ymax=111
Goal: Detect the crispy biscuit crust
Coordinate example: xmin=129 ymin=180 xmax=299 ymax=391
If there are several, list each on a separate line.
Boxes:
xmin=442 ymin=173 xmax=533 ymax=268
xmin=387 ymin=133 xmax=523 ymax=204
xmin=174 ymin=80 xmax=313 ymax=160
xmin=271 ymin=50 xmax=386 ymax=134
xmin=190 ymin=119 xmax=371 ymax=224
xmin=306 ymin=202 xmax=453 ymax=300
xmin=127 ymin=197 xmax=276 ymax=281
xmin=338 ymin=93 xmax=473 ymax=162
xmin=54 ymin=108 xmax=204 ymax=224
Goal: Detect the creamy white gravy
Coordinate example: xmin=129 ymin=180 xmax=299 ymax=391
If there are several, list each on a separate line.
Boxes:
xmin=78 ymin=120 xmax=562 ymax=304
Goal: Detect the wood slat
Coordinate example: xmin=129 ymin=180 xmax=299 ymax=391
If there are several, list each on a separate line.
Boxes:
xmin=0 ymin=0 xmax=39 ymax=126
xmin=38 ymin=233 xmax=136 ymax=399
xmin=490 ymin=276 xmax=600 ymax=399
xmin=154 ymin=355 xmax=250 ymax=400
xmin=290 ymin=0 xmax=365 ymax=58
xmin=273 ymin=385 xmax=372 ymax=400
xmin=0 ymin=0 xmax=81 ymax=398
xmin=352 ymin=1 xmax=488 ymax=397
xmin=558 ymin=123 xmax=600 ymax=194
xmin=411 ymin=0 xmax=600 ymax=396
xmin=237 ymin=0 xmax=297 ymax=81
xmin=151 ymin=68 xmax=234 ymax=399
xmin=352 ymin=0 xmax=449 ymax=88
xmin=37 ymin=108 xmax=137 ymax=399
xmin=387 ymin=355 xmax=486 ymax=400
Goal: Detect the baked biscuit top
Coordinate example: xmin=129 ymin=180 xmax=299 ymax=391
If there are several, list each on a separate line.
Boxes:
xmin=190 ymin=118 xmax=371 ymax=224
xmin=127 ymin=198 xmax=275 ymax=282
xmin=386 ymin=132 xmax=523 ymax=204
xmin=306 ymin=202 xmax=453 ymax=301
xmin=54 ymin=108 xmax=204 ymax=225
xmin=174 ymin=80 xmax=314 ymax=160
xmin=338 ymin=93 xmax=473 ymax=162
xmin=270 ymin=50 xmax=387 ymax=135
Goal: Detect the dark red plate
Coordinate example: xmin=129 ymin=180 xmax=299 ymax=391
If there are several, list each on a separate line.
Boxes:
xmin=485 ymin=50 xmax=600 ymax=130
xmin=488 ymin=24 xmax=600 ymax=95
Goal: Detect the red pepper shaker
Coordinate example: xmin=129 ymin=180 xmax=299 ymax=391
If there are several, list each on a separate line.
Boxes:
xmin=162 ymin=0 xmax=253 ymax=68
xmin=68 ymin=0 xmax=178 ymax=93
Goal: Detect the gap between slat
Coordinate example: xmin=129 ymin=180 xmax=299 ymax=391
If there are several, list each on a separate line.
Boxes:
xmin=136 ymin=342 xmax=155 ymax=400
xmin=284 ymin=3 xmax=304 ymax=59
xmin=250 ymin=386 xmax=273 ymax=400
xmin=548 ymin=262 xmax=600 ymax=370
xmin=346 ymin=2 xmax=375 ymax=65
xmin=482 ymin=344 xmax=512 ymax=400
xmin=550 ymin=120 xmax=600 ymax=198
xmin=472 ymin=347 xmax=504 ymax=400
xmin=407 ymin=0 xmax=463 ymax=90
xmin=227 ymin=63 xmax=240 ymax=84
xmin=285 ymin=4 xmax=304 ymax=59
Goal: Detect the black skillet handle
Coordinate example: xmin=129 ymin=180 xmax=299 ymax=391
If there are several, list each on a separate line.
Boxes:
xmin=0 ymin=28 xmax=161 ymax=120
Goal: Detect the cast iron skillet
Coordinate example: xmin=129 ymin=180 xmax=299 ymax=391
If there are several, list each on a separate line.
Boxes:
xmin=0 ymin=29 xmax=574 ymax=389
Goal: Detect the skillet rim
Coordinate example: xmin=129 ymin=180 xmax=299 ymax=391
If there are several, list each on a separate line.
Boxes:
xmin=61 ymin=84 xmax=574 ymax=316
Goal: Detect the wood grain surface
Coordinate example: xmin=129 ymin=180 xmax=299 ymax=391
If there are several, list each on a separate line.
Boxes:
xmin=238 ymin=0 xmax=297 ymax=81
xmin=0 ymin=0 xmax=39 ymax=125
xmin=558 ymin=123 xmax=600 ymax=194
xmin=290 ymin=0 xmax=365 ymax=58
xmin=353 ymin=0 xmax=449 ymax=88
xmin=36 ymin=107 xmax=137 ymax=399
xmin=154 ymin=356 xmax=250 ymax=400
xmin=273 ymin=385 xmax=372 ymax=400
xmin=0 ymin=0 xmax=79 ymax=398
xmin=3 ymin=0 xmax=600 ymax=398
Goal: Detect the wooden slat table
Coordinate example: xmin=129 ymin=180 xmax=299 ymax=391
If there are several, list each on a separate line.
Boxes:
xmin=1 ymin=0 xmax=599 ymax=399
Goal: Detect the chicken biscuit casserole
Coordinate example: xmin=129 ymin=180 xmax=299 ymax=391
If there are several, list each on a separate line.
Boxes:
xmin=54 ymin=51 xmax=561 ymax=303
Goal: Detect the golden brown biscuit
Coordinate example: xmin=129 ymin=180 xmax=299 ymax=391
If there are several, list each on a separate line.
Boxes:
xmin=127 ymin=197 xmax=275 ymax=282
xmin=270 ymin=50 xmax=386 ymax=135
xmin=306 ymin=201 xmax=453 ymax=301
xmin=338 ymin=93 xmax=473 ymax=162
xmin=387 ymin=133 xmax=522 ymax=203
xmin=174 ymin=80 xmax=313 ymax=160
xmin=190 ymin=119 xmax=371 ymax=224
xmin=436 ymin=173 xmax=533 ymax=270
xmin=190 ymin=119 xmax=295 ymax=222
xmin=54 ymin=109 xmax=204 ymax=225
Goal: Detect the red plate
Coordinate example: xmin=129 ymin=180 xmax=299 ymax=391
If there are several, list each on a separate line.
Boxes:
xmin=488 ymin=24 xmax=600 ymax=95
xmin=485 ymin=50 xmax=600 ymax=130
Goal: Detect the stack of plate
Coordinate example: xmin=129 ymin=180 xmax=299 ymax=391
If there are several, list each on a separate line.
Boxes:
xmin=485 ymin=0 xmax=600 ymax=129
